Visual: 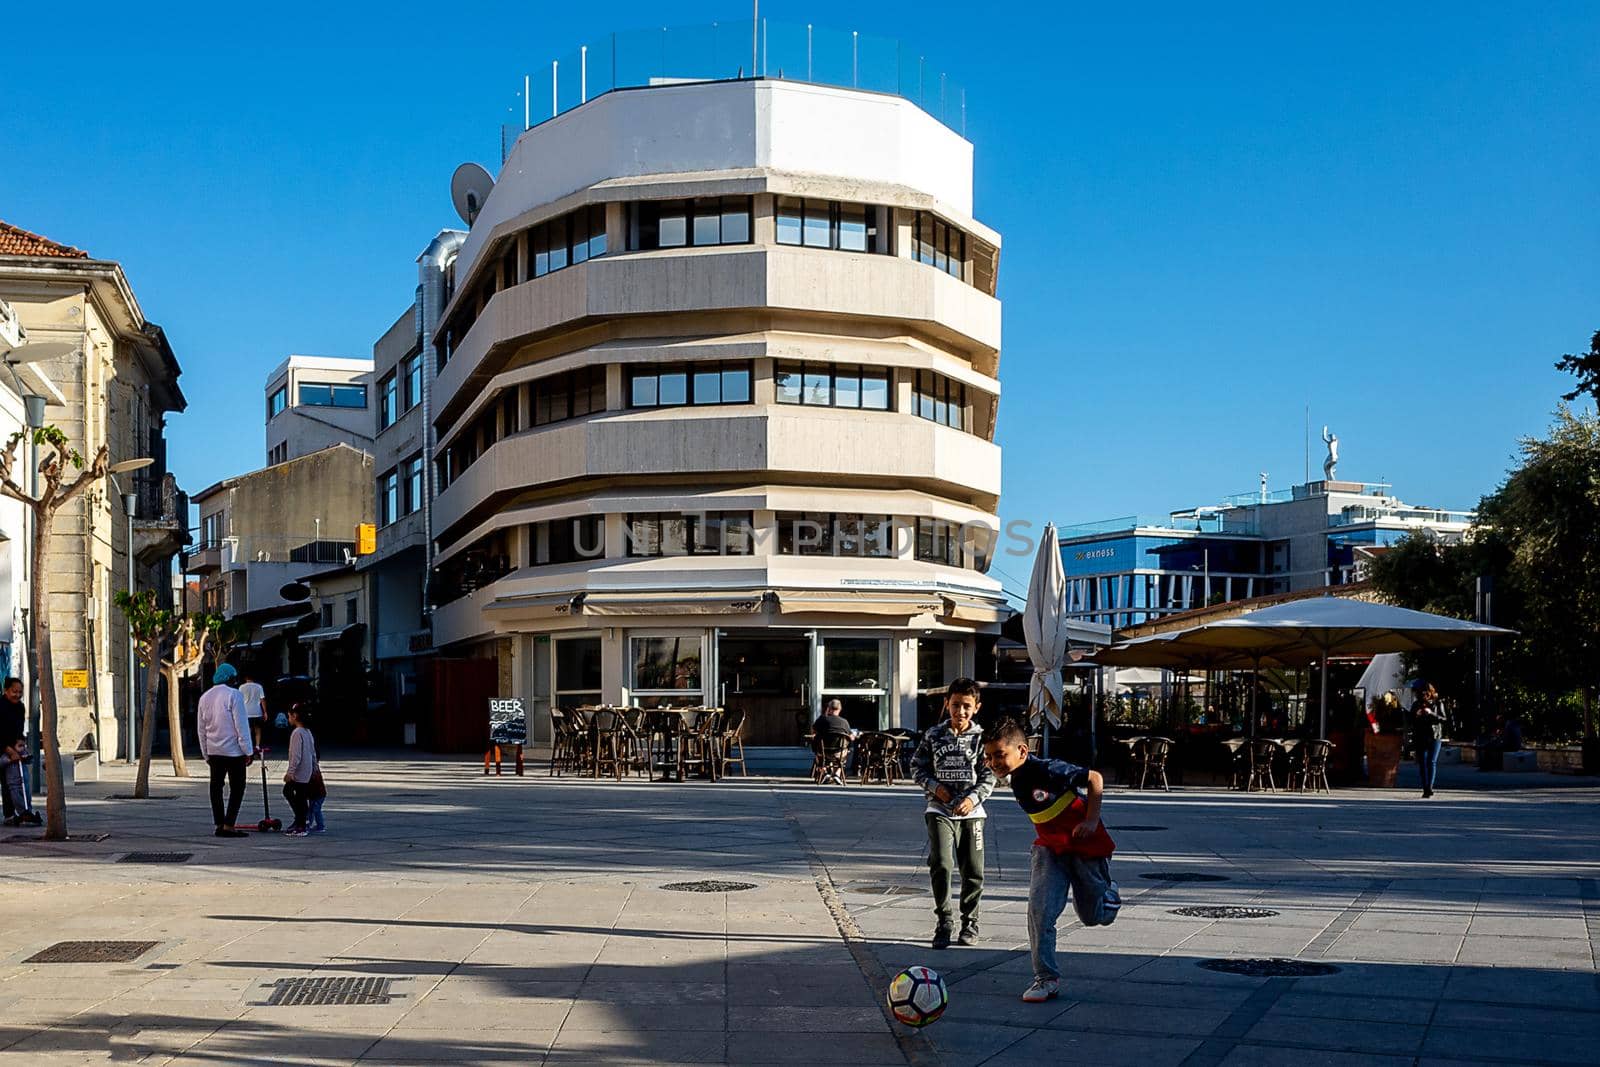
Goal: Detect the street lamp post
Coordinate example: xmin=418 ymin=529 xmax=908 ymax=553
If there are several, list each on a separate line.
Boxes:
xmin=21 ymin=393 xmax=44 ymax=795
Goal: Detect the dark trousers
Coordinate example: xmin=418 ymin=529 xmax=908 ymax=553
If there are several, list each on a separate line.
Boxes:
xmin=925 ymin=813 xmax=985 ymax=928
xmin=283 ymin=781 xmax=311 ymax=827
xmin=1417 ymin=739 xmax=1442 ymax=792
xmin=208 ymin=755 xmax=248 ymax=828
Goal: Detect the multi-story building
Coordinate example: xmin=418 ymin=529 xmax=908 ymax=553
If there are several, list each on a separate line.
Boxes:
xmin=0 ymin=221 xmax=188 ymax=765
xmin=363 ymin=231 xmax=464 ymax=717
xmin=187 ymin=444 xmax=375 ymax=682
xmin=264 ymin=354 xmax=373 ymax=466
xmin=1059 ymin=479 xmax=1476 ymax=629
xmin=425 ymin=75 xmax=1007 ymax=744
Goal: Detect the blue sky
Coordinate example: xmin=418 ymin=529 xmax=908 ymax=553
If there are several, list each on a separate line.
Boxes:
xmin=3 ymin=1 xmax=1595 ymax=589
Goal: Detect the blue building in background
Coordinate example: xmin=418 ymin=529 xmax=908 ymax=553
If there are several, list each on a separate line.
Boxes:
xmin=1058 ymin=478 xmax=1473 ymax=630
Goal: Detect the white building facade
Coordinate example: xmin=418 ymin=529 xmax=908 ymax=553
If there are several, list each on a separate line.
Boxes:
xmin=427 ymin=78 xmax=1007 ymax=744
xmin=264 ymin=354 xmax=374 ymax=466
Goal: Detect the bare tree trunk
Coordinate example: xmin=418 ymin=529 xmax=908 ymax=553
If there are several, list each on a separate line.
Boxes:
xmin=164 ymin=665 xmax=189 ymax=778
xmin=32 ymin=518 xmax=67 ymax=841
xmin=133 ymin=634 xmax=162 ymax=798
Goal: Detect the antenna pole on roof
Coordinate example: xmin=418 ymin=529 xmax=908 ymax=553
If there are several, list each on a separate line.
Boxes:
xmin=752 ymin=0 xmax=759 ymax=76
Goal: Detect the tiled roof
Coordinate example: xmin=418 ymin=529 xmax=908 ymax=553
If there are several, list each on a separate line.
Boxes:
xmin=0 ymin=220 xmax=89 ymax=259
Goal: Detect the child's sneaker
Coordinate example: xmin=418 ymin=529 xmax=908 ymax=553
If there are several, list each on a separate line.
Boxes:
xmin=1020 ymin=978 xmax=1059 ymax=1003
xmin=958 ymin=919 xmax=980 ymax=946
xmin=930 ymin=925 xmax=953 ymax=950
xmin=285 ymin=827 xmax=308 ymax=838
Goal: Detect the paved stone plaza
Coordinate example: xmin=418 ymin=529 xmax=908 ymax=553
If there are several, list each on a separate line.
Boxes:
xmin=1 ymin=755 xmax=1597 ymax=1065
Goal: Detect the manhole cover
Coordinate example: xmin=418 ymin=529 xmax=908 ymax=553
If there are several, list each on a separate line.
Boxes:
xmin=846 ymin=885 xmax=924 ymax=896
xmin=118 ymin=852 xmax=192 ymax=864
xmin=1141 ymin=872 xmax=1230 ymax=883
xmin=660 ymin=880 xmax=758 ymax=893
xmin=266 ymin=976 xmax=397 ymax=1006
xmin=1171 ymin=906 xmax=1279 ymax=919
xmin=26 ymin=941 xmax=159 ymax=964
xmin=1117 ymin=825 xmax=1168 ymax=832
xmin=1198 ymin=958 xmax=1340 ymax=977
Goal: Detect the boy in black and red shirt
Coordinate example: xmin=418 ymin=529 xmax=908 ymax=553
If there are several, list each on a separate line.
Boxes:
xmin=983 ymin=718 xmax=1120 ymax=1003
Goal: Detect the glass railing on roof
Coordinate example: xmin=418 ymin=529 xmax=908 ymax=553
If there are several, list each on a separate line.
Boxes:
xmin=500 ymin=20 xmax=969 ymax=162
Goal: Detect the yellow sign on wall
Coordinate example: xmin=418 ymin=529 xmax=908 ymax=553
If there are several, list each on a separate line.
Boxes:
xmin=356 ymin=523 xmax=376 ymax=555
xmin=61 ymin=670 xmax=89 ymax=690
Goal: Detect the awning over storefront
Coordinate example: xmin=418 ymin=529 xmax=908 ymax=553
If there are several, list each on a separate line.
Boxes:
xmin=578 ymin=590 xmax=771 ymax=616
xmin=482 ymin=592 xmax=580 ymax=618
xmin=257 ymin=613 xmax=314 ymax=635
xmin=301 ymin=622 xmax=365 ymax=643
xmin=777 ymin=590 xmax=944 ymax=617
xmin=940 ymin=593 xmax=1013 ymax=625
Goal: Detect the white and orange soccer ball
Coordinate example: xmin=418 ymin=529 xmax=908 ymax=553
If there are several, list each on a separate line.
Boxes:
xmin=886 ymin=965 xmax=948 ymax=1027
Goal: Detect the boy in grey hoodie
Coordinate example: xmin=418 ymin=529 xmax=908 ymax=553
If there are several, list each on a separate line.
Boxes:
xmin=911 ymin=677 xmax=995 ymax=949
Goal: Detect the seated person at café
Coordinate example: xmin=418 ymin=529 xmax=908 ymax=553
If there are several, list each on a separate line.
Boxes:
xmin=1496 ymin=715 xmax=1524 ymax=752
xmin=813 ymin=700 xmax=854 ymax=751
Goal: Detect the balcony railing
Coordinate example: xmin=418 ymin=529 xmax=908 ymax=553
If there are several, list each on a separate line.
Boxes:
xmin=502 ymin=19 xmax=969 ymax=160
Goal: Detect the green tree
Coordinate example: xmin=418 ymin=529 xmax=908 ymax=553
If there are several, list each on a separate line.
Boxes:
xmin=116 ymin=590 xmax=225 ymax=798
xmin=1555 ymin=328 xmax=1600 ymax=406
xmin=0 ymin=426 xmax=109 ymax=840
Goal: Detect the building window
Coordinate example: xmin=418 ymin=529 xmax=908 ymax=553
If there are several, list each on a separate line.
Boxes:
xmin=626 ymin=512 xmax=753 ymax=556
xmin=320 ymin=601 xmax=335 ymax=628
xmin=628 ymin=363 xmax=751 ymax=409
xmin=200 ymin=511 xmax=225 ymax=549
xmin=345 ymin=597 xmax=359 ymax=626
xmin=631 ymin=636 xmax=703 ymax=703
xmin=777 ymin=512 xmax=895 ymax=557
xmin=914 ymin=212 xmax=966 ymax=280
xmin=267 ymin=386 xmax=288 ymax=419
xmin=532 ymin=366 xmax=607 ymax=426
xmin=501 ymin=388 xmax=520 ymax=435
xmin=378 ymin=470 xmax=400 ymax=526
xmin=404 ymin=453 xmax=425 ymax=515
xmin=299 ymin=382 xmax=367 ymax=409
xmin=555 ymin=636 xmax=602 ymax=708
xmin=774 ymin=364 xmax=891 ymax=410
xmin=916 ymin=517 xmax=972 ymax=568
xmin=913 ymin=370 xmax=969 ymax=432
xmin=531 ymin=205 xmax=606 ymax=278
xmin=267 ymin=442 xmax=288 ymax=466
xmin=403 ymin=352 xmax=424 ymax=410
xmin=529 ymin=515 xmax=605 ymax=566
xmin=775 ymin=198 xmax=889 ymax=253
xmin=379 ymin=372 xmax=398 ymax=429
xmin=629 ymin=197 xmax=752 ymax=250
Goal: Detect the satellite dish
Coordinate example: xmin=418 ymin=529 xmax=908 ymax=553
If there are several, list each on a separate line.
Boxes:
xmin=451 ymin=162 xmax=495 ymax=226
xmin=279 ymin=581 xmax=310 ymax=602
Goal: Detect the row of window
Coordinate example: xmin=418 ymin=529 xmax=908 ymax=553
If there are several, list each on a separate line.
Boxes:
xmin=435 ymin=512 xmax=990 ymax=603
xmin=378 ymin=352 xmax=426 ymax=431
xmin=300 ymin=382 xmax=367 ymax=409
xmin=628 ymin=197 xmax=751 ymax=251
xmin=628 ymin=362 xmax=752 ymax=408
xmin=913 ymin=370 xmax=970 ymax=432
xmin=774 ymin=364 xmax=892 ymax=410
xmin=775 ymin=198 xmax=890 ymax=254
xmin=376 ymin=454 xmax=426 ymax=526
xmin=437 ymin=197 xmax=985 ymax=372
xmin=267 ymin=442 xmax=288 ymax=466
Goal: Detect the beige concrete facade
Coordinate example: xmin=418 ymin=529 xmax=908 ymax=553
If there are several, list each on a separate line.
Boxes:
xmin=0 ymin=246 xmax=187 ymax=764
xmin=427 ymin=79 xmax=1007 ymax=742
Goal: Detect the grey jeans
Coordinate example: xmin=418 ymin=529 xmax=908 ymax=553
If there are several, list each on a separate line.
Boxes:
xmin=1028 ymin=845 xmax=1121 ymax=981
xmin=926 ymin=813 xmax=985 ymax=927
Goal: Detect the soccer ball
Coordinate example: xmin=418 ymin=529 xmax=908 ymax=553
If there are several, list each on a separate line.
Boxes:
xmin=886 ymin=965 xmax=947 ymax=1027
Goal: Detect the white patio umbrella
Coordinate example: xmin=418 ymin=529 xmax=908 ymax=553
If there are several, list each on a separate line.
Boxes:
xmin=1174 ymin=597 xmax=1515 ymax=738
xmin=1022 ymin=522 xmax=1069 ymax=747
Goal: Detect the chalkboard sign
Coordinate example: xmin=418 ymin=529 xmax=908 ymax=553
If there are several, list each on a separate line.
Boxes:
xmin=488 ymin=697 xmax=527 ymax=745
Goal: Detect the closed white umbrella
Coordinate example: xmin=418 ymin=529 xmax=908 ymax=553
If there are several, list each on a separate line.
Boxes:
xmin=1023 ymin=522 xmax=1069 ymax=744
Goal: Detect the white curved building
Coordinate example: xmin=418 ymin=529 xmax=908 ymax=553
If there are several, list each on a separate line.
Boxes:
xmin=428 ymin=77 xmax=1005 ymax=743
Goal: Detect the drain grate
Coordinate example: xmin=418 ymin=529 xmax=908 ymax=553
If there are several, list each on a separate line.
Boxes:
xmin=845 ymin=884 xmax=924 ymax=896
xmin=660 ymin=880 xmax=757 ymax=893
xmin=108 ymin=794 xmax=177 ymax=801
xmin=1117 ymin=825 xmax=1168 ymax=832
xmin=118 ymin=852 xmax=192 ymax=864
xmin=1198 ymin=958 xmax=1340 ymax=978
xmin=266 ymin=976 xmax=397 ymax=1006
xmin=4 ymin=832 xmax=110 ymax=844
xmin=26 ymin=940 xmax=159 ymax=964
xmin=1172 ymin=906 xmax=1280 ymax=919
xmin=1142 ymin=872 xmax=1230 ymax=883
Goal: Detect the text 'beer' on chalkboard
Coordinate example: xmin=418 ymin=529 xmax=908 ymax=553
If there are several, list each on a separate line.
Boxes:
xmin=488 ymin=697 xmax=527 ymax=745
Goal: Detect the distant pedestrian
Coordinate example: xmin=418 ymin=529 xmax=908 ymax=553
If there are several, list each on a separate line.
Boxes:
xmin=0 ymin=677 xmax=40 ymax=827
xmin=198 ymin=664 xmax=253 ymax=837
xmin=281 ymin=705 xmax=320 ymax=837
xmin=911 ymin=677 xmax=994 ymax=950
xmin=238 ymin=672 xmax=267 ymax=750
xmin=1410 ymin=679 xmax=1444 ymax=798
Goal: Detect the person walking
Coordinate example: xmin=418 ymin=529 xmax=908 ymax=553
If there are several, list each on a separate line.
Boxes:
xmin=281 ymin=705 xmax=319 ymax=838
xmin=911 ymin=677 xmax=994 ymax=949
xmin=238 ymin=672 xmax=267 ymax=750
xmin=1411 ymin=679 xmax=1444 ymax=798
xmin=198 ymin=664 xmax=253 ymax=837
xmin=0 ymin=677 xmax=40 ymax=827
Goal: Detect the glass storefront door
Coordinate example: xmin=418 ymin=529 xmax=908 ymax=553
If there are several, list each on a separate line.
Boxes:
xmin=819 ymin=636 xmax=890 ymax=732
